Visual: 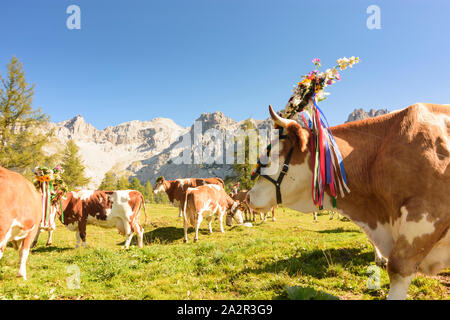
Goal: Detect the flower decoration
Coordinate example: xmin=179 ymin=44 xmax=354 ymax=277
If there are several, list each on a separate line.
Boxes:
xmin=33 ymin=165 xmax=68 ymax=205
xmin=282 ymin=56 xmax=360 ymax=119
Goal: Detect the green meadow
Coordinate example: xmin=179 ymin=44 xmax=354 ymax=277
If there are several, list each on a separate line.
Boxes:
xmin=0 ymin=204 xmax=448 ymax=300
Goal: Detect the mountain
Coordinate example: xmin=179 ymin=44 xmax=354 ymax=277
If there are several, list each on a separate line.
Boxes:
xmin=346 ymin=108 xmax=390 ymax=123
xmin=45 ymin=108 xmax=388 ymax=188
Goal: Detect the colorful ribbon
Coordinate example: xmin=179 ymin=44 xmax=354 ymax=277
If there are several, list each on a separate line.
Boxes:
xmin=300 ymin=93 xmax=350 ymax=209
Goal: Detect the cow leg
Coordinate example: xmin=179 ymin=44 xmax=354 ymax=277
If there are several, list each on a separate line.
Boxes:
xmin=271 ymin=207 xmax=276 ymax=222
xmin=124 ymin=232 xmax=134 ymax=249
xmin=17 ymin=226 xmax=39 ymax=280
xmin=0 ymin=226 xmax=12 ymax=260
xmin=77 ymin=220 xmax=87 ymax=248
xmin=183 ymin=217 xmax=189 ymax=243
xmin=219 ymin=213 xmax=224 ymax=233
xmin=75 ymin=232 xmax=82 ymax=248
xmin=46 ymin=230 xmax=53 ymax=247
xmin=178 ymin=207 xmax=183 ymax=218
xmin=130 ymin=218 xmax=144 ymax=249
xmin=194 ymin=215 xmax=203 ymax=242
xmin=135 ymin=225 xmax=144 ymax=248
xmin=374 ymin=243 xmax=388 ymax=267
xmin=386 ymin=204 xmax=444 ymax=299
xmin=207 ymin=216 xmax=213 ymax=234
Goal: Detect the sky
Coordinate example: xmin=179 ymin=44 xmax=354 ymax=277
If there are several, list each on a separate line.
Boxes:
xmin=0 ymin=0 xmax=449 ymax=129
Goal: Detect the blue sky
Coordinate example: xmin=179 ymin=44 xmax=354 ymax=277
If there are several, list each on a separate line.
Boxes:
xmin=1 ymin=0 xmax=449 ymax=129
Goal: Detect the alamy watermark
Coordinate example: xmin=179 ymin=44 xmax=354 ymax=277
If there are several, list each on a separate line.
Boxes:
xmin=366 ymin=5 xmax=381 ymax=30
xmin=66 ymin=5 xmax=81 ymax=30
xmin=171 ymin=121 xmax=282 ymax=176
xmin=367 ymin=265 xmax=381 ymax=290
xmin=66 ymin=264 xmax=81 ymax=289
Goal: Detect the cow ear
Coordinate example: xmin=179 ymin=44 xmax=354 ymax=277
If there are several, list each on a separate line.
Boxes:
xmin=286 ymin=123 xmax=309 ymax=152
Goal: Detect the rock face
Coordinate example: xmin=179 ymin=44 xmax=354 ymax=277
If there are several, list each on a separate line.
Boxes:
xmin=45 ymin=116 xmax=188 ymax=188
xmin=346 ymin=108 xmax=390 ymax=123
xmin=46 ymin=108 xmax=387 ymax=188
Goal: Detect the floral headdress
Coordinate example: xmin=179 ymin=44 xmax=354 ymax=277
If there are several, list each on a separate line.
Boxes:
xmin=281 ymin=56 xmax=360 ymax=119
xmin=33 ymin=165 xmax=68 ymax=227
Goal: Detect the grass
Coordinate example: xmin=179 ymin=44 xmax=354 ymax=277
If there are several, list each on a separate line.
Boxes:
xmin=0 ymin=204 xmax=448 ymax=300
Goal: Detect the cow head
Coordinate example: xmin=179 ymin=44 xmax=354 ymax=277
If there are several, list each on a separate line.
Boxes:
xmin=153 ymin=176 xmax=166 ymax=194
xmin=247 ymin=105 xmax=318 ymax=213
xmin=226 ymin=201 xmax=244 ymax=226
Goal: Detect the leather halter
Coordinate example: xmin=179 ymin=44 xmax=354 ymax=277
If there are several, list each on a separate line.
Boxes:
xmin=254 ymin=128 xmax=294 ymax=204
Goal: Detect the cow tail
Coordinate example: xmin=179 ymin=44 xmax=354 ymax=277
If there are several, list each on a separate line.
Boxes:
xmin=183 ymin=192 xmax=189 ymax=226
xmin=141 ymin=193 xmax=148 ymax=225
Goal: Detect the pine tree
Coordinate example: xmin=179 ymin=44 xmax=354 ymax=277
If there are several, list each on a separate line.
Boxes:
xmin=98 ymin=170 xmax=117 ymax=190
xmin=143 ymin=180 xmax=154 ymax=203
xmin=232 ymin=120 xmax=259 ymax=190
xmin=116 ymin=175 xmax=130 ymax=190
xmin=61 ymin=140 xmax=90 ymax=190
xmin=130 ymin=177 xmax=145 ymax=193
xmin=0 ymin=56 xmax=52 ymax=177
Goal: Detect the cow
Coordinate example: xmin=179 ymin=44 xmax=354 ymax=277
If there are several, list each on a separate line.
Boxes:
xmin=0 ymin=166 xmax=42 ymax=280
xmin=183 ymin=184 xmax=244 ymax=242
xmin=153 ymin=176 xmax=225 ymax=217
xmin=47 ymin=190 xmax=146 ymax=249
xmin=247 ymin=103 xmax=449 ymax=300
xmin=230 ymin=190 xmax=276 ymax=222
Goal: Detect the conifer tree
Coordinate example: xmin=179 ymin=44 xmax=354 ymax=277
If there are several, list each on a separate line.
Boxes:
xmin=0 ymin=56 xmax=52 ymax=177
xmin=61 ymin=140 xmax=90 ymax=190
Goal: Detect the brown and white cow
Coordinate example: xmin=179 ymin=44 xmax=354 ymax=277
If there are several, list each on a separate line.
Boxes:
xmin=183 ymin=184 xmax=244 ymax=242
xmin=153 ymin=176 xmax=225 ymax=217
xmin=247 ymin=103 xmax=449 ymax=300
xmin=230 ymin=190 xmax=276 ymax=222
xmin=48 ymin=190 xmax=146 ymax=249
xmin=0 ymin=166 xmax=42 ymax=279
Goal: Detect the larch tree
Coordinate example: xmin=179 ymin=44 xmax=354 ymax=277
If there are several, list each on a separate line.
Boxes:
xmin=0 ymin=56 xmax=52 ymax=177
xmin=61 ymin=139 xmax=90 ymax=190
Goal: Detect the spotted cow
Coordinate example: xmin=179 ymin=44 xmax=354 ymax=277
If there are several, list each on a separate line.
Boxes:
xmin=153 ymin=176 xmax=225 ymax=217
xmin=48 ymin=190 xmax=146 ymax=249
xmin=183 ymin=184 xmax=244 ymax=242
xmin=247 ymin=103 xmax=450 ymax=300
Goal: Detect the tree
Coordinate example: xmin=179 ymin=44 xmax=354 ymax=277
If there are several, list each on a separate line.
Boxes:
xmin=0 ymin=56 xmax=52 ymax=177
xmin=232 ymin=119 xmax=259 ymax=190
xmin=61 ymin=140 xmax=90 ymax=190
xmin=116 ymin=175 xmax=130 ymax=190
xmin=98 ymin=170 xmax=116 ymax=190
xmin=143 ymin=180 xmax=154 ymax=203
xmin=130 ymin=177 xmax=145 ymax=194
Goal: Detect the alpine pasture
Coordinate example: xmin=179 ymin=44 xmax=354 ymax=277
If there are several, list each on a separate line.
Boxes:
xmin=0 ymin=204 xmax=447 ymax=300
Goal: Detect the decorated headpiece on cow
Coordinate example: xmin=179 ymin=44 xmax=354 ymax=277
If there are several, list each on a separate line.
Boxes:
xmin=252 ymin=57 xmax=359 ymax=209
xmin=33 ymin=165 xmax=68 ymax=228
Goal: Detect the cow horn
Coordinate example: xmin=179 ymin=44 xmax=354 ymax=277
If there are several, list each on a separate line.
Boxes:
xmin=269 ymin=105 xmax=294 ymax=128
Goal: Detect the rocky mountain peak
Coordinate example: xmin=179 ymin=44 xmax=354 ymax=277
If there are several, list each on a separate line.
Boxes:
xmin=193 ymin=111 xmax=236 ymax=132
xmin=346 ymin=108 xmax=390 ymax=123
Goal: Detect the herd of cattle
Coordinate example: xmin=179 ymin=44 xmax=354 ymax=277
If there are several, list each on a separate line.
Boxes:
xmin=0 ymin=103 xmax=448 ymax=300
xmin=0 ymin=170 xmax=267 ymax=280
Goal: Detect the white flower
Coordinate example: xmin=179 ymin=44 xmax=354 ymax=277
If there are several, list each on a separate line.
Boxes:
xmin=316 ymin=90 xmax=330 ymax=101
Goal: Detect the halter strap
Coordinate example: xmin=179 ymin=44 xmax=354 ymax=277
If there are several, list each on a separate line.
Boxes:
xmin=260 ymin=147 xmax=294 ymax=204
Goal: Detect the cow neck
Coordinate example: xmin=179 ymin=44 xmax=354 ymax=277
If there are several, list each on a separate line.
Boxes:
xmin=164 ymin=180 xmax=177 ymax=203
